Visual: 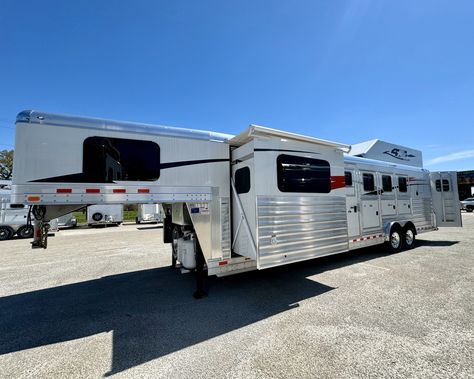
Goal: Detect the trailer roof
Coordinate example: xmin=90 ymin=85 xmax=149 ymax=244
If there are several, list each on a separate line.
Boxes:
xmin=229 ymin=124 xmax=351 ymax=151
xmin=16 ymin=110 xmax=234 ymax=143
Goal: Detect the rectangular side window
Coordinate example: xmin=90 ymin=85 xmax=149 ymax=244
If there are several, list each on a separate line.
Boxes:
xmin=235 ymin=166 xmax=251 ymax=194
xmin=344 ymin=171 xmax=353 ymax=186
xmin=435 ymin=179 xmax=450 ymax=192
xmin=277 ymin=154 xmax=331 ymax=193
xmin=363 ymin=173 xmax=375 ymax=192
xmin=398 ymin=177 xmax=408 ymax=192
xmin=382 ymin=175 xmax=392 ymax=192
xmin=83 ymin=137 xmax=160 ymax=182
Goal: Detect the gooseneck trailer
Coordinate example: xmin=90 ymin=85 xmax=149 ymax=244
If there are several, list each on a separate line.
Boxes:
xmin=11 ymin=111 xmax=461 ymax=296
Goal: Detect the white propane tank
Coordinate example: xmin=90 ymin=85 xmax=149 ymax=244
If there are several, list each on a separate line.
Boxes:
xmin=177 ymin=235 xmax=196 ymax=270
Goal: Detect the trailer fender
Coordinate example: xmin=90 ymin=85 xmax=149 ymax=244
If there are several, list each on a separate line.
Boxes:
xmin=384 ymin=222 xmax=402 ymax=242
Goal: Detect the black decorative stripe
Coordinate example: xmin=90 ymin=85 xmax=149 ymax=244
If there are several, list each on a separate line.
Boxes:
xmin=159 ymin=158 xmax=229 ymax=169
xmin=30 ymin=158 xmax=229 ymax=183
xmin=255 ymin=148 xmax=320 ymax=155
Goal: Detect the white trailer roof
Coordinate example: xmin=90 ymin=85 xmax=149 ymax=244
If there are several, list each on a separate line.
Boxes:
xmin=229 ymin=124 xmax=351 ymax=151
xmin=349 ymin=139 xmax=423 ymax=168
xmin=16 ymin=110 xmax=234 ymax=143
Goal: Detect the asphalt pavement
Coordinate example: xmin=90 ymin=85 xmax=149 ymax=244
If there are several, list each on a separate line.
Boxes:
xmin=0 ymin=216 xmax=473 ymax=378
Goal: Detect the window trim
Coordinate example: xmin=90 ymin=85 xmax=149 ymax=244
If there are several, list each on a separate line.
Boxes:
xmin=235 ymin=166 xmax=251 ymax=194
xmin=398 ymin=176 xmax=408 ymax=193
xmin=277 ymin=154 xmax=331 ymax=194
xmin=382 ymin=175 xmax=393 ymax=192
xmin=362 ymin=172 xmax=375 ymax=193
xmin=344 ymin=171 xmax=353 ymax=187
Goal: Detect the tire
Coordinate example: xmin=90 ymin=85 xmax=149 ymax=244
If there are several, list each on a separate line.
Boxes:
xmin=17 ymin=225 xmax=34 ymax=239
xmin=466 ymin=206 xmax=473 ymax=213
xmin=92 ymin=213 xmax=103 ymax=222
xmin=388 ymin=226 xmax=403 ymax=253
xmin=402 ymin=225 xmax=416 ymax=250
xmin=0 ymin=226 xmax=13 ymax=241
xmin=171 ymin=226 xmax=181 ymax=268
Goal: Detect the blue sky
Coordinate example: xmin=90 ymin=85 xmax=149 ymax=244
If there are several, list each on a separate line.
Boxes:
xmin=1 ymin=0 xmax=473 ymax=171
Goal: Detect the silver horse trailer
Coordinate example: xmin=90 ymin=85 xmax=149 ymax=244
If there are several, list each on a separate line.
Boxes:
xmin=11 ymin=111 xmax=461 ymax=296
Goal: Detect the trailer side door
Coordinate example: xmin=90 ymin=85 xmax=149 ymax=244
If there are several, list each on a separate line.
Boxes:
xmin=430 ymin=172 xmax=462 ymax=227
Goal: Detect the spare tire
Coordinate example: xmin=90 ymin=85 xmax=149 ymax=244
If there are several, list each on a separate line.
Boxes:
xmin=92 ymin=212 xmax=103 ymax=222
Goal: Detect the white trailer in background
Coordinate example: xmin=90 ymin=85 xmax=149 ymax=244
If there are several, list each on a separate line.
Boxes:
xmin=136 ymin=204 xmax=163 ymax=224
xmin=11 ymin=111 xmax=461 ymax=296
xmin=56 ymin=212 xmax=77 ymax=228
xmin=87 ymin=204 xmax=123 ymax=226
xmin=0 ymin=183 xmax=33 ymax=240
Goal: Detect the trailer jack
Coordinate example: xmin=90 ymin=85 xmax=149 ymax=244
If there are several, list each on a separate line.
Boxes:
xmin=31 ymin=219 xmax=50 ymax=249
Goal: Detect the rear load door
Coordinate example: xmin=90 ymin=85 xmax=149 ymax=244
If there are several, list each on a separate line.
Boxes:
xmin=430 ymin=172 xmax=462 ymax=227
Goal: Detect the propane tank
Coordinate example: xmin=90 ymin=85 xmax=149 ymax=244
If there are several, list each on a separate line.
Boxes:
xmin=177 ymin=233 xmax=197 ymax=269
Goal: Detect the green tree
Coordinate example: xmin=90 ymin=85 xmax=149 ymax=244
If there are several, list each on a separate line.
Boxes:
xmin=0 ymin=150 xmax=14 ymax=180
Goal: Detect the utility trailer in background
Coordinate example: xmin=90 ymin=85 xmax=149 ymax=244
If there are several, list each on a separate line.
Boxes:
xmin=87 ymin=204 xmax=123 ymax=227
xmin=10 ymin=111 xmax=462 ymax=296
xmin=136 ymin=203 xmax=163 ymax=224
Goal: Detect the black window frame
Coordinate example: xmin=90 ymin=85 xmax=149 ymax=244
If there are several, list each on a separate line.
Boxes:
xmin=235 ymin=166 xmax=251 ymax=194
xmin=362 ymin=173 xmax=375 ymax=192
xmin=83 ymin=136 xmax=160 ymax=183
xmin=398 ymin=176 xmax=408 ymax=193
xmin=435 ymin=179 xmax=450 ymax=192
xmin=277 ymin=154 xmax=331 ymax=193
xmin=382 ymin=175 xmax=393 ymax=192
xmin=344 ymin=171 xmax=353 ymax=187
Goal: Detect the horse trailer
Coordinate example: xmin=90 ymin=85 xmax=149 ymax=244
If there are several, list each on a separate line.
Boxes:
xmin=10 ymin=111 xmax=461 ymax=296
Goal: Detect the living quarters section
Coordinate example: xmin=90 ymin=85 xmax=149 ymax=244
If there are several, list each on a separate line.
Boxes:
xmin=230 ymin=125 xmax=350 ymax=269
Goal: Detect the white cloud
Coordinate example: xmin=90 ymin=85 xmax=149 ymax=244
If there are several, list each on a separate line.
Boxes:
xmin=425 ymin=150 xmax=474 ymax=166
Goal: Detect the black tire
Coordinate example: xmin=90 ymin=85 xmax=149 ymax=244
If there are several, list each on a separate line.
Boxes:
xmin=0 ymin=226 xmax=13 ymax=241
xmin=171 ymin=226 xmax=181 ymax=268
xmin=17 ymin=225 xmax=34 ymax=239
xmin=92 ymin=213 xmax=103 ymax=222
xmin=387 ymin=226 xmax=403 ymax=253
xmin=466 ymin=206 xmax=473 ymax=213
xmin=402 ymin=225 xmax=416 ymax=250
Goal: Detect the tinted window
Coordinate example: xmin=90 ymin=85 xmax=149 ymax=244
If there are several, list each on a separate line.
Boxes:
xmin=235 ymin=167 xmax=251 ymax=194
xmin=277 ymin=155 xmax=331 ymax=193
xmin=398 ymin=177 xmax=408 ymax=192
xmin=345 ymin=171 xmax=353 ymax=186
xmin=83 ymin=137 xmax=160 ymax=182
xmin=435 ymin=179 xmax=450 ymax=192
xmin=382 ymin=175 xmax=392 ymax=192
xmin=363 ymin=173 xmax=375 ymax=192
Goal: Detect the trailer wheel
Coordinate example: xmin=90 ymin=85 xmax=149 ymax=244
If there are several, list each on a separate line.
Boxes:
xmin=466 ymin=206 xmax=473 ymax=212
xmin=403 ymin=225 xmax=416 ymax=250
xmin=92 ymin=213 xmax=103 ymax=222
xmin=17 ymin=225 xmax=34 ymax=239
xmin=0 ymin=226 xmax=13 ymax=241
xmin=171 ymin=226 xmax=181 ymax=268
xmin=388 ymin=226 xmax=403 ymax=253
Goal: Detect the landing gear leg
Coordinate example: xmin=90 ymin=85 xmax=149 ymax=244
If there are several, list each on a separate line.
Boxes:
xmin=31 ymin=219 xmax=50 ymax=249
xmin=193 ymin=238 xmax=207 ymax=299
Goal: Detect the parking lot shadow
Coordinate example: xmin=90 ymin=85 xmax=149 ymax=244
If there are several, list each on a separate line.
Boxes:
xmin=0 ymin=245 xmax=417 ymax=376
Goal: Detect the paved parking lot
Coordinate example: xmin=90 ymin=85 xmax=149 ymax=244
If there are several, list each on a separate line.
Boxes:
xmin=0 ymin=215 xmax=473 ymax=378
